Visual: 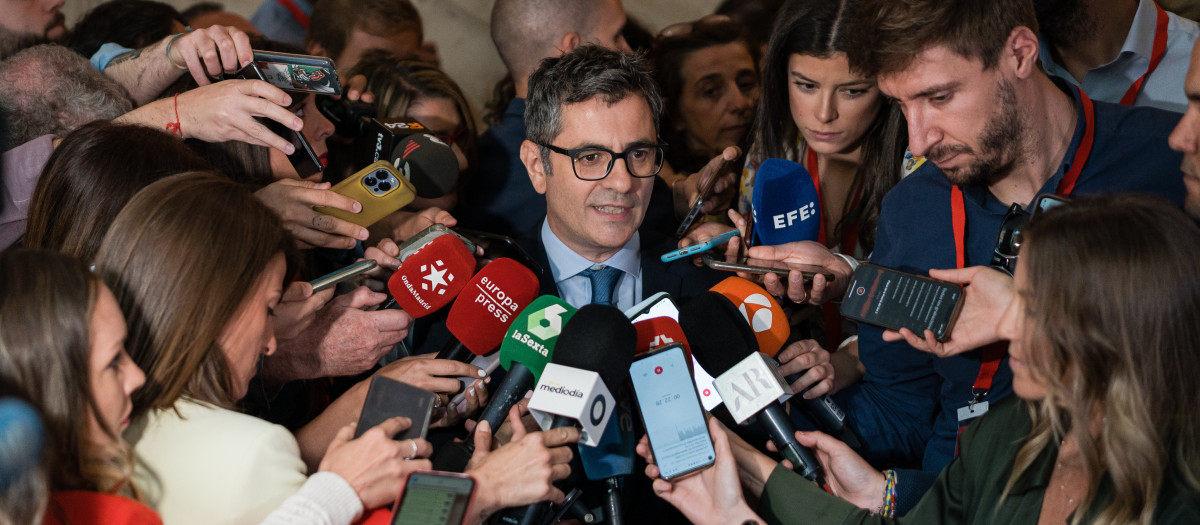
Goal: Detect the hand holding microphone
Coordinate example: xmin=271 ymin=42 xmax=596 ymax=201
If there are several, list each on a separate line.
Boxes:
xmin=466 ymin=405 xmax=580 ymax=521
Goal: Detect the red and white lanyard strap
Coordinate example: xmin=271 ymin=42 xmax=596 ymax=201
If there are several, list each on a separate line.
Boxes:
xmin=949 ymin=90 xmax=1094 ymax=439
xmin=1119 ymin=2 xmax=1170 ymax=106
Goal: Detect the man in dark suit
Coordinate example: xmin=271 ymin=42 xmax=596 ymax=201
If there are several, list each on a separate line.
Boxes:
xmin=516 ymin=44 xmax=725 ymax=311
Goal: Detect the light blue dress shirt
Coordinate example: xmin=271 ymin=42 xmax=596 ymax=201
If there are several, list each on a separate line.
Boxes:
xmin=1038 ymin=0 xmax=1199 ymax=113
xmin=540 ymin=220 xmax=643 ymax=311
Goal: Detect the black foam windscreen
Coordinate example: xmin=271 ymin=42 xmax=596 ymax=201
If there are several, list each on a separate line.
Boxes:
xmin=552 ymin=304 xmax=636 ymax=390
xmin=679 ymin=291 xmax=759 ymax=375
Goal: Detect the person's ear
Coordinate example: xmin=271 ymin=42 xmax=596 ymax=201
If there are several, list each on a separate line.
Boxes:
xmin=1007 ymin=26 xmax=1041 ymax=80
xmin=522 ymin=140 xmax=549 ymax=195
xmin=558 ymin=32 xmax=582 ymax=54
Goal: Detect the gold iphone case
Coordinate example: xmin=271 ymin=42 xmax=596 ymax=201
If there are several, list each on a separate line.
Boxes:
xmin=316 ymin=161 xmax=415 ymax=227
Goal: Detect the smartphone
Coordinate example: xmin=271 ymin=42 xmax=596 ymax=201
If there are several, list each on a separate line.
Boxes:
xmin=630 ymin=344 xmax=716 ymax=480
xmin=840 ymin=263 xmax=964 ymax=341
xmin=252 ymin=50 xmax=342 ymax=95
xmin=627 ymin=292 xmax=679 ymax=322
xmin=449 ymin=352 xmax=499 ymax=414
xmin=391 ymin=472 xmax=474 ymax=525
xmin=354 ymin=376 xmax=436 ymax=441
xmin=452 ymin=228 xmax=542 ymax=276
xmin=226 ymin=62 xmax=325 ymax=179
xmin=309 ymin=259 xmax=377 ymax=292
xmin=316 ymin=161 xmax=416 ymax=228
xmin=702 ymin=254 xmax=836 ymax=281
xmin=1031 ymin=193 xmax=1068 ymax=219
xmin=396 ymin=224 xmax=477 ymax=262
xmin=675 ymin=158 xmax=733 ymax=238
xmin=661 ymin=229 xmax=739 ymax=263
xmin=627 ymin=297 xmax=723 ymax=412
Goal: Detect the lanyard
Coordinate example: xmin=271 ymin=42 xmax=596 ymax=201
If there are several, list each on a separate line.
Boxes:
xmin=806 ymin=149 xmax=862 ymax=349
xmin=276 ymin=0 xmax=311 ymax=29
xmin=950 ymin=90 xmax=1094 ymax=401
xmin=1119 ymin=3 xmax=1169 ymax=106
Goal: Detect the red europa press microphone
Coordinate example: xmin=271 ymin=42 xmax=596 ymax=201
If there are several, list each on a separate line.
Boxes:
xmin=437 ymin=257 xmax=540 ymax=362
xmin=387 ymin=234 xmax=476 ymax=318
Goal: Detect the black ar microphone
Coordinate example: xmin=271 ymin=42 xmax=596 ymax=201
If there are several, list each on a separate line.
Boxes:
xmin=680 ymin=292 xmax=825 ymax=484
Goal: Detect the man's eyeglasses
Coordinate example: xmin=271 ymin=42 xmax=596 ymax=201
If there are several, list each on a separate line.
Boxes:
xmin=536 ymin=142 xmax=668 ymax=181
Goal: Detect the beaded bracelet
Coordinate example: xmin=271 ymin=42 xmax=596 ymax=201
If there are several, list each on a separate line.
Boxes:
xmin=877 ymin=469 xmax=898 ymax=518
xmin=164 ymin=33 xmax=187 ymax=70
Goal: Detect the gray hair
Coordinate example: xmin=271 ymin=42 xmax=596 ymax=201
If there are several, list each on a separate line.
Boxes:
xmin=0 ymin=44 xmax=134 ymax=150
xmin=525 ymin=45 xmax=662 ymax=174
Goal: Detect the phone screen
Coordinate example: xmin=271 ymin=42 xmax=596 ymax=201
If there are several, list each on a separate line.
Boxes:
xmin=840 ymin=263 xmax=963 ymax=340
xmin=392 ymin=473 xmax=473 ymax=525
xmin=630 ymin=345 xmax=715 ymax=479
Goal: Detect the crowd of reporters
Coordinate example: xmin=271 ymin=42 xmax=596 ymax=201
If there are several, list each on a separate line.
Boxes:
xmin=2 ymin=0 xmax=1200 ymax=524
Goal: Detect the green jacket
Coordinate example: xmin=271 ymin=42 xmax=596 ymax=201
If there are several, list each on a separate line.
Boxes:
xmin=758 ymin=397 xmax=1200 ymax=524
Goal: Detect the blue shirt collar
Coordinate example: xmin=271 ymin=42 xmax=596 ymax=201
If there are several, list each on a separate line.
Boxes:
xmin=540 ymin=219 xmax=641 ymax=284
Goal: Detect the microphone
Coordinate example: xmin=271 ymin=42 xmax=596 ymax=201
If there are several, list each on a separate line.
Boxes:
xmin=633 ymin=315 xmax=723 ymax=412
xmin=680 ymin=292 xmax=824 ymax=484
xmin=528 ymin=304 xmax=635 ymax=444
xmin=525 ymin=304 xmax=635 ymax=525
xmin=710 ymin=277 xmax=862 ymax=448
xmin=387 ymin=234 xmax=476 ymax=318
xmin=389 ymin=133 xmax=460 ymax=199
xmin=0 ymin=398 xmax=43 ymax=492
xmin=478 ymin=295 xmax=577 ymax=433
xmin=436 ymin=257 xmax=539 ymax=362
xmin=752 ymin=158 xmax=821 ymax=245
xmin=431 ymin=296 xmax=575 ymax=473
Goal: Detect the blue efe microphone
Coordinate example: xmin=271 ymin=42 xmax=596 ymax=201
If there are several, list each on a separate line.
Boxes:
xmin=752 ymin=158 xmax=821 ymax=245
xmin=0 ymin=398 xmax=43 ymax=492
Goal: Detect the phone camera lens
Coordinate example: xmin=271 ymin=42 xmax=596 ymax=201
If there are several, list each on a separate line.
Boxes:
xmin=364 ymin=177 xmax=377 ymax=186
xmin=378 ymin=181 xmax=391 ymax=191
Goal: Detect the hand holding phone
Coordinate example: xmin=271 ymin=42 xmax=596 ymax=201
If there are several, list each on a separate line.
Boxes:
xmin=630 ymin=344 xmax=715 ymax=480
xmin=675 ymin=158 xmax=733 ymax=238
xmin=840 ymin=263 xmax=964 ymax=341
xmin=316 ymin=161 xmax=416 ymax=228
xmin=702 ymin=254 xmax=835 ymax=282
xmin=309 ymin=259 xmax=377 ymax=292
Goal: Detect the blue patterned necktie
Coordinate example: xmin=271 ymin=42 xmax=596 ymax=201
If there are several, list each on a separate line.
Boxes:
xmin=578 ymin=265 xmax=622 ymax=305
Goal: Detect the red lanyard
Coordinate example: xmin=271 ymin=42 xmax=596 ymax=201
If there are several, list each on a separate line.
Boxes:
xmin=276 ymin=0 xmax=310 ymax=29
xmin=950 ymin=90 xmax=1094 ymax=396
xmin=806 ymin=149 xmax=861 ymax=349
xmin=1119 ymin=3 xmax=1169 ymax=106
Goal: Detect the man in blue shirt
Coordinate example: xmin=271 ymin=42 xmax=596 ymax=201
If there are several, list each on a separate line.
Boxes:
xmin=748 ymin=0 xmax=1186 ymax=513
xmin=1035 ymin=0 xmax=1199 ymax=113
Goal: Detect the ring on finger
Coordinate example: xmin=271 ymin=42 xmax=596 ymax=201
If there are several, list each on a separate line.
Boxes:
xmin=404 ymin=439 xmax=418 ymax=460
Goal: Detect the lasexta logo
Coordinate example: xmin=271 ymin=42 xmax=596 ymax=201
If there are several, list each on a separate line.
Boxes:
xmin=527 ymin=304 xmax=567 ymax=339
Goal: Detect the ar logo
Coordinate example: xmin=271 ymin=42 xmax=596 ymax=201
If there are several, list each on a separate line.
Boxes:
xmin=527 ymin=304 xmax=568 ymax=339
xmin=738 ymin=294 xmax=776 ymax=333
xmin=420 ymin=259 xmax=453 ymax=294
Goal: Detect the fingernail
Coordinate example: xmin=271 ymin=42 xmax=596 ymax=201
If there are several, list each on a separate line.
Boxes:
xmin=477 ymin=369 xmax=486 ymax=377
xmin=484 ymin=376 xmax=491 ymax=384
xmin=285 ymin=144 xmax=295 ymax=155
xmin=353 ymin=202 xmax=362 ymax=212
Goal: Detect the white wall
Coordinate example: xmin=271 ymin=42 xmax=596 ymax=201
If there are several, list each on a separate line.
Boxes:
xmin=63 ymin=0 xmax=722 ymax=126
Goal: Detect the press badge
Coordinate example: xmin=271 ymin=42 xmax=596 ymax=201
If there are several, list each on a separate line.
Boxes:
xmin=957 ymin=401 xmax=989 ymax=422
